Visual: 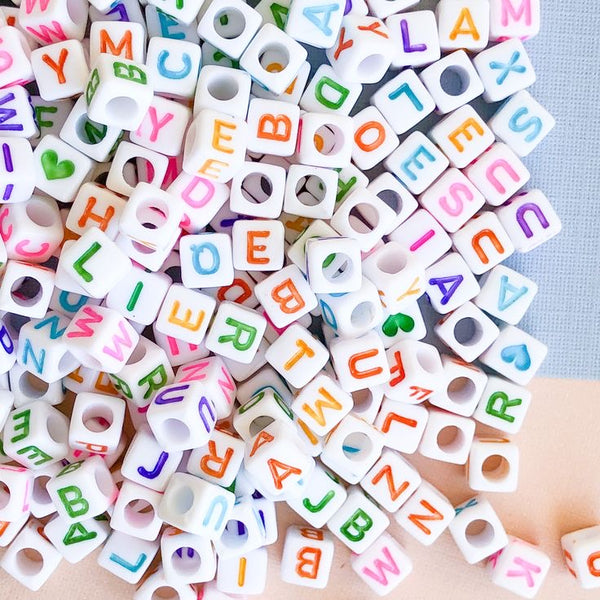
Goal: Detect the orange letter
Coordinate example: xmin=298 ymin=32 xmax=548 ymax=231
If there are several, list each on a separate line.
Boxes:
xmin=247 ymin=230 xmax=270 ymax=265
xmin=271 ymin=278 xmax=305 ymax=314
xmin=99 ymin=28 xmax=133 ymax=59
xmin=449 ymin=8 xmax=480 ymax=41
xmin=448 ymin=118 xmax=485 ymax=152
xmin=349 ymin=349 xmax=383 ymax=379
xmin=354 ymin=121 xmax=386 ymax=152
xmin=296 ymin=547 xmax=321 ymax=579
xmin=284 ymin=339 xmax=315 ymax=371
xmin=41 ymin=47 xmax=68 ymax=84
xmin=257 ymin=114 xmax=292 ymax=141
xmin=212 ymin=120 xmax=236 ymax=153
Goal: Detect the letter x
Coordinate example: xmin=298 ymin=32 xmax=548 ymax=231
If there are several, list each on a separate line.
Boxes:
xmin=489 ymin=51 xmax=527 ymax=85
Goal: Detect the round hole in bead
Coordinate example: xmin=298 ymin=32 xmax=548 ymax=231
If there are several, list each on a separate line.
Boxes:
xmin=377 ymin=189 xmax=403 ymax=214
xmin=151 ymin=585 xmax=180 ymax=600
xmin=136 ymin=201 xmax=169 ymax=230
xmin=46 ymin=414 xmax=66 ymax=443
xmin=57 ymin=351 xmax=76 ymax=374
xmin=161 ymin=418 xmax=190 ymax=443
xmin=436 ymin=425 xmax=465 ymax=453
xmin=447 ymin=377 xmax=477 ymax=404
xmin=26 ymin=199 xmax=57 ymax=228
xmin=171 ymin=547 xmax=202 ymax=576
xmin=439 ymin=65 xmax=470 ymax=97
xmin=249 ymin=416 xmax=274 ymax=438
xmin=377 ymin=250 xmax=408 ymax=274
xmin=356 ymin=54 xmax=387 ymax=80
xmin=173 ymin=485 xmax=195 ymax=514
xmin=241 ymin=173 xmax=273 ymax=204
xmin=82 ymin=404 xmax=114 ymax=433
xmin=18 ymin=371 xmax=49 ymax=399
xmin=258 ymin=44 xmax=290 ymax=72
xmin=313 ymin=124 xmax=344 ymax=157
xmin=105 ymin=96 xmax=139 ymax=118
xmin=351 ymin=388 xmax=373 ymax=414
xmin=465 ymin=518 xmax=495 ymax=547
xmin=350 ymin=301 xmax=376 ymax=329
xmin=482 ymin=454 xmax=510 ymax=481
xmin=342 ymin=431 xmax=372 ymax=461
xmin=453 ymin=317 xmax=483 ymax=346
xmin=294 ymin=175 xmax=326 ymax=206
xmin=207 ymin=74 xmax=240 ymax=101
xmin=0 ymin=481 xmax=10 ymax=509
xmin=16 ymin=547 xmax=44 ymax=576
xmin=32 ymin=475 xmax=52 ymax=506
xmin=416 ymin=348 xmax=439 ymax=374
xmin=125 ymin=499 xmax=155 ymax=528
xmin=10 ymin=277 xmax=43 ymax=308
xmin=349 ymin=203 xmax=379 ymax=235
xmin=214 ymin=8 xmax=246 ymax=39
xmin=321 ymin=252 xmax=352 ymax=284
xmin=126 ymin=342 xmax=147 ymax=366
xmin=220 ymin=519 xmax=249 ymax=548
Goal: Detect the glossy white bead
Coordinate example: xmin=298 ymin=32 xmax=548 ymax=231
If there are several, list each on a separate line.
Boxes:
xmin=468 ymin=437 xmax=519 ymax=493
xmin=300 ymin=64 xmax=362 ymax=115
xmin=0 ymin=260 xmax=55 ymax=319
xmin=561 ymin=525 xmax=600 ymax=590
xmin=385 ymin=10 xmax=440 ymax=69
xmin=44 ymin=514 xmax=110 ymax=563
xmin=436 ymin=0 xmax=490 ymax=52
xmin=418 ymin=407 xmax=475 ymax=465
xmin=110 ymin=479 xmax=163 ymax=541
xmin=0 ymin=465 xmax=33 ymax=521
xmin=489 ymin=0 xmax=540 ymax=41
xmin=296 ymin=111 xmax=353 ymax=168
xmin=0 ymin=137 xmax=36 ymax=204
xmin=216 ymin=547 xmax=268 ymax=595
xmin=97 ymin=530 xmax=159 ymax=583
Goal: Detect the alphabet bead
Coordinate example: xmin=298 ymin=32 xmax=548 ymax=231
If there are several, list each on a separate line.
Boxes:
xmin=351 ymin=106 xmax=399 ymax=171
xmin=449 ymin=495 xmax=509 ymax=564
xmin=134 ymin=567 xmax=197 ymax=600
xmin=160 ymin=526 xmax=216 ymax=584
xmin=367 ymin=172 xmax=418 ymax=230
xmin=146 ymin=37 xmax=201 ymax=101
xmin=246 ymin=98 xmax=299 ymax=156
xmin=451 ymin=211 xmax=515 ymax=274
xmin=297 ymin=111 xmax=354 ymax=168
xmin=496 ymin=189 xmax=562 ymax=252
xmin=284 ymin=0 xmax=344 ymax=48
xmin=216 ymin=546 xmax=268 ymax=595
xmin=229 ymin=161 xmax=286 ymax=218
xmin=0 ymin=137 xmax=36 ymax=204
xmin=436 ymin=0 xmax=490 ymax=53
xmin=489 ymin=0 xmax=540 ymax=41
xmin=0 ymin=465 xmax=33 ymax=521
xmin=488 ymin=90 xmax=555 ymax=157
xmin=1 ymin=86 xmax=39 ymax=140
xmin=3 ymin=400 xmax=69 ymax=469
xmin=327 ymin=486 xmax=389 ymax=554
xmin=47 ymin=456 xmax=117 ymax=523
xmin=329 ymin=330 xmax=389 ymax=392
xmin=44 ymin=514 xmax=110 ymax=563
xmin=0 ymin=27 xmax=34 ymax=88
xmin=300 ymin=64 xmax=362 ymax=115
xmin=213 ymin=494 xmax=266 ymax=556
xmin=280 ymin=525 xmax=335 ymax=588
xmin=419 ymin=50 xmax=484 ymax=115
xmin=9 ymin=363 xmax=65 ymax=407
xmin=360 ymin=449 xmax=421 ymax=513
xmin=85 ymin=54 xmax=153 ymax=131
xmin=473 ymin=38 xmax=535 ymax=103
xmin=351 ymin=531 xmax=413 ymax=596
xmin=283 ymin=164 xmax=338 ymax=220
xmin=306 ymin=236 xmax=362 ymax=293
xmin=561 ymin=525 xmax=600 ymax=589
xmin=479 ymin=324 xmax=547 ymax=385
xmin=374 ymin=398 xmax=428 ymax=456
xmin=88 ymin=20 xmax=146 ymax=65
xmin=418 ymin=407 xmax=475 ymax=465
xmin=0 ymin=260 xmax=55 ymax=318
xmin=429 ymin=104 xmax=495 ymax=169
xmin=0 ymin=518 xmax=62 ymax=591
xmin=231 ymin=218 xmax=285 ymax=272
xmin=434 ymin=301 xmax=500 ymax=363
xmin=474 ymin=264 xmax=538 ymax=325
xmin=488 ymin=536 xmax=551 ymax=598
xmin=97 ymin=530 xmax=159 ymax=583
xmin=467 ymin=437 xmax=519 ymax=493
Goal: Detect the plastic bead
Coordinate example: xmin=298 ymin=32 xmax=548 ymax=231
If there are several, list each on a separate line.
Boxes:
xmin=436 ymin=0 xmax=490 ymax=53
xmin=97 ymin=530 xmax=159 ymax=583
xmin=44 ymin=514 xmax=110 ymax=563
xmin=300 ymin=64 xmax=362 ymax=115
xmin=385 ymin=10 xmax=440 ymax=69
xmin=284 ymin=0 xmax=344 ymax=48
xmin=561 ymin=525 xmax=600 ymax=590
xmin=467 ymin=437 xmax=519 ymax=493
xmin=489 ymin=0 xmax=540 ymax=41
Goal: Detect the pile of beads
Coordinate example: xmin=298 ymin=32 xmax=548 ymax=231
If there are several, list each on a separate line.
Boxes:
xmin=0 ymin=0 xmax=592 ymax=598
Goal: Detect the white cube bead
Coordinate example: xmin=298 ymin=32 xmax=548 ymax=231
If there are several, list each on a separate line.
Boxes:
xmin=300 ymin=64 xmax=362 ymax=115
xmin=425 ymin=252 xmax=481 ymax=314
xmin=385 ymin=10 xmax=440 ymax=68
xmin=496 ymin=189 xmax=562 ymax=252
xmin=374 ymin=398 xmax=428 ymax=454
xmin=159 ymin=472 xmax=234 ymax=538
xmin=9 ymin=364 xmax=64 ymax=407
xmin=329 ymin=331 xmax=389 ymax=392
xmin=430 ymin=354 xmax=488 ymax=417
xmin=488 ymin=536 xmax=551 ymax=598
xmin=229 ymin=161 xmax=286 ymax=218
xmin=0 ymin=28 xmax=34 ymax=88
xmin=452 ymin=212 xmax=515 ymax=274
xmin=179 ymin=232 xmax=234 ymax=290
xmin=434 ymin=301 xmax=500 ymax=363
xmin=306 ymin=236 xmax=362 ymax=293
xmin=0 ymin=518 xmax=62 ymax=591
xmin=464 ymin=142 xmax=530 ymax=207
xmin=473 ymin=375 xmax=531 ymax=434
xmin=3 ymin=401 xmax=69 ymax=469
xmin=429 ymin=104 xmax=494 ymax=169
xmin=280 ymin=525 xmax=335 ymax=588
xmin=351 ymin=105 xmax=398 ymax=171
xmin=245 ymin=98 xmax=299 ymax=156
xmin=367 ymin=172 xmax=418 ymax=232
xmin=88 ymin=20 xmax=145 ymax=64
xmin=418 ymin=407 xmax=475 ymax=465
xmin=449 ymin=495 xmax=509 ymax=564
xmin=0 ymin=260 xmax=55 ymax=319
xmin=134 ymin=566 xmax=196 ymax=600
xmin=385 ymin=133 xmax=449 ymax=195
xmin=360 ymin=449 xmax=421 ymax=513
xmin=160 ymin=526 xmax=216 ymax=584
xmin=327 ymin=486 xmax=389 ymax=554
xmin=296 ymin=111 xmax=353 ymax=168
xmin=468 ymin=437 xmax=519 ymax=493
xmin=419 ymin=168 xmax=485 ymax=233
xmin=110 ymin=479 xmax=163 ymax=541
xmin=286 ymin=464 xmax=347 ymax=528
xmin=436 ymin=0 xmax=490 ymax=52
xmin=419 ymin=50 xmax=484 ymax=115
xmin=351 ymin=532 xmax=413 ymax=596
xmin=382 ymin=339 xmax=444 ymax=403
xmin=231 ymin=218 xmax=285 ymax=272
xmin=0 ymin=137 xmax=36 ymax=204
xmin=479 ymin=325 xmax=547 ymax=385
xmin=284 ymin=0 xmax=344 ymax=48
xmin=488 ymin=90 xmax=555 ymax=157
xmin=47 ymin=456 xmax=117 ymax=522
xmin=489 ymin=0 xmax=540 ymax=41
xmin=97 ymin=530 xmax=159 ymax=583
xmin=394 ymin=480 xmax=454 ymax=545
xmin=561 ymin=525 xmax=600 ymax=590
xmin=473 ymin=38 xmax=536 ymax=103
xmin=0 ymin=512 xmax=29 ymax=548
xmin=216 ymin=547 xmax=268 ymax=595
xmin=283 ymin=164 xmax=338 ymax=219
xmin=44 ymin=514 xmax=109 ymax=563
xmin=325 ymin=15 xmax=393 ymax=84
xmin=194 ymin=65 xmax=251 ymax=119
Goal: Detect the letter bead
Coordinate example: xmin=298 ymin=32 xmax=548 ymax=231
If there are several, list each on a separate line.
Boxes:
xmin=0 ymin=518 xmax=62 ymax=591
xmin=351 ymin=532 xmax=413 ymax=596
xmin=297 ymin=111 xmax=354 ymax=168
xmin=449 ymin=495 xmax=509 ymax=564
xmin=385 ymin=10 xmax=440 ymax=70
xmin=44 ymin=514 xmax=110 ymax=563
xmin=284 ymin=0 xmax=345 ymax=48
xmin=232 ymin=218 xmax=285 ymax=272
xmin=306 ymin=236 xmax=363 ymax=293
xmin=300 ymin=64 xmax=362 ymax=115
xmin=375 ymin=399 xmax=428 ymax=455
xmin=133 ymin=567 xmax=197 ymax=600
xmin=489 ymin=0 xmax=540 ymax=41
xmin=280 ymin=525 xmax=335 ymax=589
xmin=160 ymin=526 xmax=216 ymax=584
xmin=0 ymin=465 xmax=33 ymax=521
xmin=561 ymin=526 xmax=600 ymax=589
xmin=327 ymin=486 xmax=390 ymax=554
xmin=418 ymin=408 xmax=475 ymax=465
xmin=283 ymin=164 xmax=338 ymax=220
xmin=351 ymin=106 xmax=399 ymax=171
xmin=467 ymin=437 xmax=519 ymax=493
xmin=0 ymin=137 xmax=36 ymax=204
xmin=216 ymin=547 xmax=268 ymax=595
xmin=97 ymin=530 xmax=159 ymax=583
xmin=0 ymin=260 xmax=55 ymax=318
xmin=436 ymin=0 xmax=490 ymax=52
xmin=488 ymin=536 xmax=551 ymax=598
xmin=0 ymin=27 xmax=34 ymax=88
